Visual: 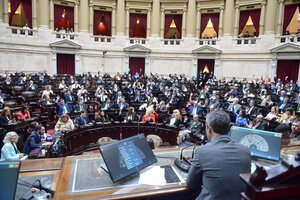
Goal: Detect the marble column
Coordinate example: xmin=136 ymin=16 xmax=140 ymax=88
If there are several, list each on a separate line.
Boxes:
xmin=160 ymin=9 xmax=165 ymax=37
xmin=218 ymin=6 xmax=224 ymax=37
xmin=264 ymin=0 xmax=277 ymax=34
xmin=112 ymin=7 xmax=116 ymax=35
xmin=195 ymin=9 xmax=200 ymax=38
xmin=39 ymin=0 xmax=49 ymax=28
xmin=182 ymin=9 xmax=187 ymax=37
xmin=49 ymin=0 xmax=54 ymax=29
xmin=116 ymin=0 xmax=125 ymax=35
xmin=151 ymin=0 xmax=160 ymax=37
xmin=74 ymin=2 xmax=79 ymax=32
xmin=277 ymin=0 xmax=284 ymax=35
xmin=147 ymin=10 xmax=151 ymax=38
xmin=125 ymin=8 xmax=129 ymax=36
xmin=32 ymin=0 xmax=37 ymax=28
xmin=79 ymin=0 xmax=89 ymax=32
xmin=259 ymin=2 xmax=266 ymax=35
xmin=186 ymin=0 xmax=196 ymax=37
xmin=233 ymin=5 xmax=240 ymax=37
xmin=0 ymin=0 xmax=4 ymax=23
xmin=89 ymin=4 xmax=93 ymax=34
xmin=223 ymin=0 xmax=234 ymax=36
xmin=3 ymin=0 xmax=8 ymax=24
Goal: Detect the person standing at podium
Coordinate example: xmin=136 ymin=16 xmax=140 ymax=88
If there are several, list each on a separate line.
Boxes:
xmin=187 ymin=110 xmax=251 ymax=200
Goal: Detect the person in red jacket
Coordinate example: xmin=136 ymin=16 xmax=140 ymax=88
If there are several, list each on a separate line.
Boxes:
xmin=17 ymin=106 xmax=31 ymax=121
xmin=142 ymin=106 xmax=158 ymax=123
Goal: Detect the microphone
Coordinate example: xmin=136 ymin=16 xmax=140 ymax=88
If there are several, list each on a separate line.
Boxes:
xmin=32 ymin=180 xmax=55 ymax=197
xmin=174 ymin=144 xmax=194 ymax=172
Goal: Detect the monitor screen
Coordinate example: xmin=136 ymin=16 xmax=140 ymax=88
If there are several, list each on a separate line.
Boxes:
xmin=230 ymin=126 xmax=282 ymax=161
xmin=0 ymin=161 xmax=21 ymax=200
xmin=99 ymin=134 xmax=157 ymax=182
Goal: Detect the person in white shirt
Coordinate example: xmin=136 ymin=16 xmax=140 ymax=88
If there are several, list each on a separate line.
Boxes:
xmin=1 ymin=132 xmax=24 ymax=161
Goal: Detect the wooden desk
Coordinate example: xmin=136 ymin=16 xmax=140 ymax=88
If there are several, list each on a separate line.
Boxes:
xmin=20 ymin=158 xmax=63 ymax=172
xmin=54 ymin=152 xmax=189 ymax=200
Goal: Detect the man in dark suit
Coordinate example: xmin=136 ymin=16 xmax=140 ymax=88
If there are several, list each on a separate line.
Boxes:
xmin=246 ymin=99 xmax=258 ymax=119
xmin=74 ymin=111 xmax=92 ymax=126
xmin=187 ymin=110 xmax=251 ymax=200
xmin=186 ymin=101 xmax=202 ymax=116
xmin=23 ymin=125 xmax=52 ymax=154
xmin=178 ymin=114 xmax=203 ymax=144
xmin=56 ymin=99 xmax=71 ymax=117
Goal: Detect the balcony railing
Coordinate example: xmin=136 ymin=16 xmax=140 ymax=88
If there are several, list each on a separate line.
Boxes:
xmin=277 ymin=35 xmax=300 ymax=44
xmin=54 ymin=32 xmax=78 ymax=40
xmin=93 ymin=35 xmax=115 ymax=43
xmin=197 ymin=38 xmax=218 ymax=46
xmin=129 ymin=38 xmax=147 ymax=45
xmin=162 ymin=39 xmax=182 ymax=45
xmin=234 ymin=37 xmax=259 ymax=45
xmin=7 ymin=26 xmax=38 ymax=37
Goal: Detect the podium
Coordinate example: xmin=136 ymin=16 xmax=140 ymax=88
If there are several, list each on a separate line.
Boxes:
xmin=240 ymin=155 xmax=300 ymax=200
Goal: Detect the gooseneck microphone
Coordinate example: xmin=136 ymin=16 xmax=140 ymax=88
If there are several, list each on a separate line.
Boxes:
xmin=174 ymin=144 xmax=194 ymax=172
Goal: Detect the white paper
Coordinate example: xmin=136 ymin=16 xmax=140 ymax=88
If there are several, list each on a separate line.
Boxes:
xmin=139 ymin=166 xmax=166 ymax=186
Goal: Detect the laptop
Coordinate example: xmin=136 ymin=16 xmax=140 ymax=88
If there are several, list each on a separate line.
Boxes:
xmin=230 ymin=126 xmax=282 ymax=161
xmin=0 ymin=161 xmax=21 ymax=200
xmin=99 ymin=134 xmax=158 ymax=182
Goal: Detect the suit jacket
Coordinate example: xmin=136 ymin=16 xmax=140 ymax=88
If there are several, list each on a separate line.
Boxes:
xmin=57 ymin=103 xmax=71 ymax=117
xmin=64 ymin=94 xmax=76 ymax=103
xmin=187 ymin=105 xmax=202 ymax=116
xmin=23 ymin=131 xmax=42 ymax=154
xmin=0 ymin=115 xmax=9 ymax=127
xmin=187 ymin=135 xmax=251 ymax=200
xmin=1 ymin=143 xmax=20 ymax=161
xmin=188 ymin=120 xmax=202 ymax=134
xmin=75 ymin=116 xmax=91 ymax=126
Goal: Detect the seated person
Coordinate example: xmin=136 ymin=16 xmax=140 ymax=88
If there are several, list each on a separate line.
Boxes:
xmin=56 ymin=98 xmax=71 ymax=117
xmin=142 ymin=106 xmax=158 ymax=123
xmin=74 ymin=111 xmax=92 ymax=126
xmin=248 ymin=115 xmax=266 ymax=130
xmin=23 ymin=125 xmax=52 ymax=154
xmin=95 ymin=111 xmax=111 ymax=123
xmin=1 ymin=131 xmax=24 ymax=161
xmin=17 ymin=105 xmax=31 ymax=121
xmin=124 ymin=107 xmax=139 ymax=122
xmin=187 ymin=110 xmax=251 ymax=200
xmin=64 ymin=90 xmax=76 ymax=104
xmin=74 ymin=99 xmax=88 ymax=113
xmin=0 ymin=107 xmax=14 ymax=127
xmin=186 ymin=101 xmax=202 ymax=116
xmin=54 ymin=114 xmax=75 ymax=134
xmin=178 ymin=114 xmax=202 ymax=145
xmin=279 ymin=97 xmax=291 ymax=113
xmin=227 ymin=97 xmax=242 ymax=113
xmin=233 ymin=109 xmax=249 ymax=127
xmin=264 ymin=106 xmax=279 ymax=121
xmin=168 ymin=109 xmax=182 ymax=127
xmin=278 ymin=107 xmax=295 ymax=124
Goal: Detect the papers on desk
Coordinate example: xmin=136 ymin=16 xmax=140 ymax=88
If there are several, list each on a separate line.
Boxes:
xmin=20 ymin=155 xmax=28 ymax=160
xmin=139 ymin=166 xmax=166 ymax=186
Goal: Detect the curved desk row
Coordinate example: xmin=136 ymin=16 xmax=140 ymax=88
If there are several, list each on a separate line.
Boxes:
xmin=62 ymin=122 xmax=180 ymax=156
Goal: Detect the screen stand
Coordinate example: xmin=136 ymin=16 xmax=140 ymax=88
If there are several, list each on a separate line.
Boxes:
xmin=119 ymin=171 xmax=140 ymax=183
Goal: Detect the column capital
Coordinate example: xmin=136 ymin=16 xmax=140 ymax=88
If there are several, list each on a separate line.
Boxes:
xmin=75 ymin=1 xmax=79 ymax=6
xmin=148 ymin=9 xmax=152 ymax=13
xmin=220 ymin=6 xmax=224 ymax=10
xmin=235 ymin=5 xmax=239 ymax=9
xmin=89 ymin=3 xmax=93 ymax=7
xmin=183 ymin=8 xmax=187 ymax=12
xmin=112 ymin=6 xmax=116 ymax=10
xmin=261 ymin=1 xmax=266 ymax=6
xmin=161 ymin=9 xmax=165 ymax=12
xmin=278 ymin=0 xmax=284 ymax=3
xmin=126 ymin=8 xmax=130 ymax=11
xmin=196 ymin=8 xmax=201 ymax=12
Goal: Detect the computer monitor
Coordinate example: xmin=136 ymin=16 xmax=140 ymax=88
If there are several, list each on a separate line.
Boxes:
xmin=0 ymin=161 xmax=21 ymax=200
xmin=230 ymin=126 xmax=282 ymax=161
xmin=99 ymin=134 xmax=157 ymax=182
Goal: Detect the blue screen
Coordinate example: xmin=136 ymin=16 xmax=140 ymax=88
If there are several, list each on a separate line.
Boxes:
xmin=230 ymin=126 xmax=282 ymax=161
xmin=99 ymin=134 xmax=157 ymax=182
xmin=0 ymin=161 xmax=21 ymax=200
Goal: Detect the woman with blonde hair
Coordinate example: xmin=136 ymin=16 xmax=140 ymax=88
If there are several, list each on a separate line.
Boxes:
xmin=142 ymin=106 xmax=158 ymax=123
xmin=54 ymin=114 xmax=75 ymax=134
xmin=1 ymin=131 xmax=24 ymax=161
xmin=168 ymin=109 xmax=182 ymax=127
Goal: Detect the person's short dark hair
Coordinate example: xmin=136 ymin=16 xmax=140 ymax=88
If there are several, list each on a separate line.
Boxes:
xmin=275 ymin=123 xmax=290 ymax=133
xmin=35 ymin=124 xmax=44 ymax=131
xmin=206 ymin=110 xmax=231 ymax=135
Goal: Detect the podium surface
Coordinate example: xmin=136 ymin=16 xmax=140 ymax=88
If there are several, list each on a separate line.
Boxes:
xmin=54 ymin=150 xmax=189 ymax=200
